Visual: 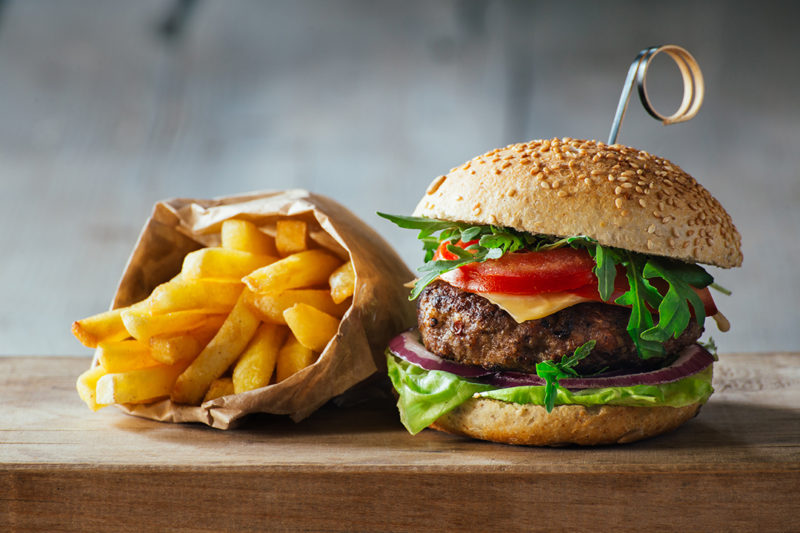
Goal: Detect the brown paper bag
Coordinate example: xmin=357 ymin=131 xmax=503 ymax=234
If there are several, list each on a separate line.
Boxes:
xmin=99 ymin=189 xmax=415 ymax=429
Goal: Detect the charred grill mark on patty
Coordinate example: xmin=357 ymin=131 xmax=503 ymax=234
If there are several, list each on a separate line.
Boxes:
xmin=416 ymin=280 xmax=703 ymax=375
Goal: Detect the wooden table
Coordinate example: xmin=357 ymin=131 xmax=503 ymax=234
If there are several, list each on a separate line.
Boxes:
xmin=2 ymin=354 xmax=799 ymax=532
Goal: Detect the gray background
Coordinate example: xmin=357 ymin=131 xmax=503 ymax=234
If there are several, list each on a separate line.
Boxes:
xmin=1 ymin=0 xmax=797 ymax=355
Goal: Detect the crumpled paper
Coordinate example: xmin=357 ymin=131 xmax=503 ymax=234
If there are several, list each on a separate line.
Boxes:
xmin=97 ymin=189 xmax=415 ymax=429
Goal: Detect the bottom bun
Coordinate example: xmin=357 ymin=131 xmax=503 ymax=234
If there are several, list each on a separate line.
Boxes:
xmin=429 ymin=398 xmax=702 ymax=446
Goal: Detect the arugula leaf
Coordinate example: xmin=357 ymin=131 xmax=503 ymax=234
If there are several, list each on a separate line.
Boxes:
xmin=591 ymin=244 xmax=621 ymax=301
xmin=535 ymin=340 xmax=597 ymax=412
xmin=615 ymin=254 xmax=664 ymax=359
xmin=640 ymin=260 xmax=707 ymax=343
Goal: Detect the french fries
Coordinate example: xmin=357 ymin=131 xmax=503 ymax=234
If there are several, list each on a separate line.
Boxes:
xmin=73 ymin=216 xmax=355 ymax=412
xmin=232 ymin=323 xmax=287 ymax=393
xmin=276 ymin=333 xmax=316 ymax=383
xmin=72 ymin=308 xmax=130 ymax=349
xmin=96 ymin=364 xmax=186 ymax=406
xmin=221 ymin=219 xmax=277 ymax=255
xmin=275 ymin=219 xmax=307 ymax=256
xmin=76 ymin=365 xmax=109 ymax=411
xmin=329 ymin=261 xmax=356 ymax=304
xmin=245 ymin=289 xmax=348 ymax=325
xmin=242 ymin=249 xmax=341 ymax=293
xmin=181 ymin=247 xmax=277 ymax=281
xmin=203 ymin=377 xmax=235 ymax=402
xmin=283 ymin=303 xmax=340 ymax=352
xmin=171 ymin=293 xmax=261 ymax=405
xmin=96 ymin=340 xmax=160 ymax=373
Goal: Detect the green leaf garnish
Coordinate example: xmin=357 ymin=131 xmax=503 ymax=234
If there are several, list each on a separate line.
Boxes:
xmin=640 ymin=259 xmax=707 ymax=344
xmin=377 ymin=213 xmax=598 ymax=300
xmin=535 ymin=340 xmax=597 ymax=412
xmin=614 ymin=253 xmax=664 ymax=359
xmin=590 ymin=243 xmax=620 ymax=301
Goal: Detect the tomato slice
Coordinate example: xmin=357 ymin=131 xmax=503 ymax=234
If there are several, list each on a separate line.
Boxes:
xmin=434 ymin=240 xmax=719 ymax=316
xmin=436 ymin=242 xmax=597 ymax=295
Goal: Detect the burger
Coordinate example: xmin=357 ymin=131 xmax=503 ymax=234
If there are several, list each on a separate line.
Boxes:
xmin=379 ymin=137 xmax=741 ymax=446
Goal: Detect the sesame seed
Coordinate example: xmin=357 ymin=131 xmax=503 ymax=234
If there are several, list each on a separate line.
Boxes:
xmin=557 ymin=190 xmax=568 ymax=198
xmin=426 ymin=175 xmax=447 ymax=195
xmin=615 ymin=186 xmax=623 ymax=195
xmin=647 ymin=239 xmax=655 ymax=250
xmin=647 ymin=225 xmax=656 ymax=234
xmin=615 ymin=197 xmax=624 ymax=209
xmin=639 ymin=199 xmax=647 ymax=208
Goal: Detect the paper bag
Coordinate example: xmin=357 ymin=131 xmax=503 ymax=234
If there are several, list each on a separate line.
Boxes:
xmin=101 ymin=189 xmax=415 ymax=429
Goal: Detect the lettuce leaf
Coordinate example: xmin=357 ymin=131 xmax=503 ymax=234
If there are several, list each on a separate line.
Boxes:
xmin=386 ymin=353 xmax=493 ymax=434
xmin=387 ymin=353 xmax=714 ymax=435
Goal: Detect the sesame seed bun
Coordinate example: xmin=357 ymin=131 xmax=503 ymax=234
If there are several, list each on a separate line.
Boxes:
xmin=413 ymin=138 xmax=742 ymax=268
xmin=430 ymin=397 xmax=703 ymax=446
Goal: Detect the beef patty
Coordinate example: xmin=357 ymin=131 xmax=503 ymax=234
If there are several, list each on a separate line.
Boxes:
xmin=417 ymin=280 xmax=703 ymax=375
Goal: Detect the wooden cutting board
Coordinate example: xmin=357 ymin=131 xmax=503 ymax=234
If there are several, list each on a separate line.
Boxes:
xmin=2 ymin=353 xmax=799 ymax=532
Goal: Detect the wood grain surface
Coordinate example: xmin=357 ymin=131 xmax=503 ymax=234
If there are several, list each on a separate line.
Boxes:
xmin=1 ymin=353 xmax=799 ymax=532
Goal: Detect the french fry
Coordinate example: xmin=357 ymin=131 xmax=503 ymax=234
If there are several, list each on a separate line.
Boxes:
xmin=76 ymin=365 xmax=109 ymax=411
xmin=96 ymin=364 xmax=186 ymax=405
xmin=96 ymin=339 xmax=160 ymax=373
xmin=275 ymin=220 xmax=307 ymax=257
xmin=203 ymin=377 xmax=235 ymax=402
xmin=276 ymin=333 xmax=317 ymax=382
xmin=243 ymin=249 xmax=342 ymax=294
xmin=148 ymin=316 xmax=224 ymax=365
xmin=221 ymin=219 xmax=277 ymax=255
xmin=282 ymin=303 xmax=339 ymax=352
xmin=171 ymin=293 xmax=261 ymax=405
xmin=245 ymin=289 xmax=349 ymax=325
xmin=71 ymin=308 xmax=131 ymax=348
xmin=329 ymin=260 xmax=355 ymax=304
xmin=232 ymin=323 xmax=288 ymax=393
xmin=180 ymin=247 xmax=276 ymax=281
xmin=121 ymin=308 xmax=224 ymax=341
xmin=145 ymin=278 xmax=243 ymax=314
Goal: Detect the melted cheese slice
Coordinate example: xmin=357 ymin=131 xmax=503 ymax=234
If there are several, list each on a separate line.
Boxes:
xmin=480 ymin=291 xmax=594 ymax=323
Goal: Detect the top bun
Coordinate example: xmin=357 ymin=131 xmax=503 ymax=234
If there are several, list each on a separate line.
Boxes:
xmin=413 ymin=138 xmax=742 ymax=268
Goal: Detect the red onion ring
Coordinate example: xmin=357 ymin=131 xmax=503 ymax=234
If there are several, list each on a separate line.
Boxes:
xmin=388 ymin=330 xmax=714 ymax=390
xmin=388 ymin=330 xmax=491 ymax=378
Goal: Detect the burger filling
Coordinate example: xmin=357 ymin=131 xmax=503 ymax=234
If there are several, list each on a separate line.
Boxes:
xmin=378 ymin=213 xmax=728 ymax=433
xmin=417 ymin=279 xmax=702 ymax=376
